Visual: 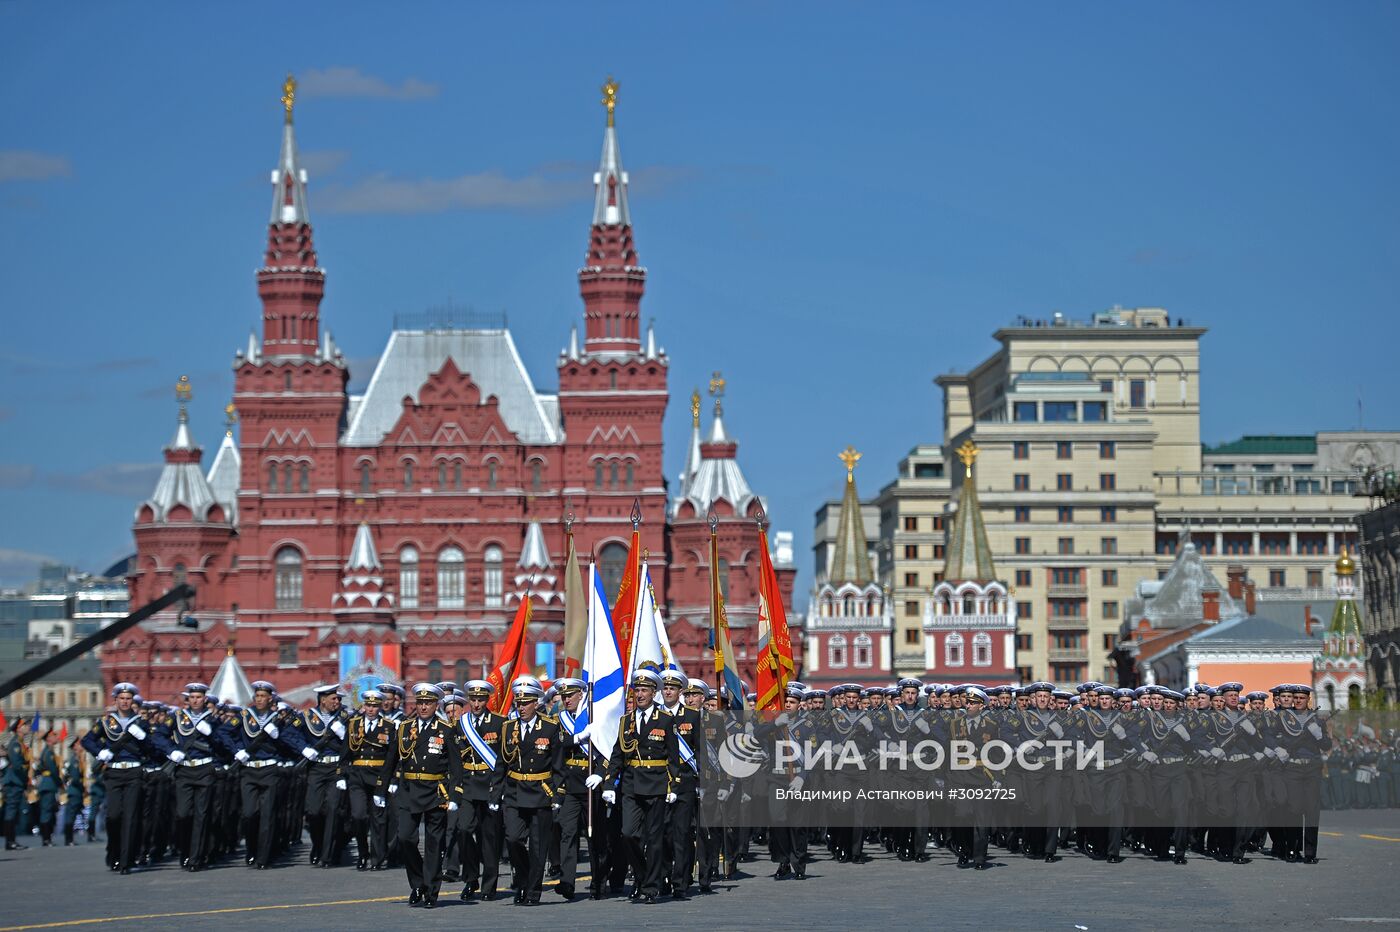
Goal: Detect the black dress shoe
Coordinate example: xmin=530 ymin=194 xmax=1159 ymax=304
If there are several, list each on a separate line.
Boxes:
xmin=1173 ymin=855 xmax=1187 ymax=864
xmin=409 ymin=887 xmax=424 ymax=907
xmin=915 ymin=853 xmax=931 ymax=862
xmin=6 ymin=843 xmax=28 ymax=851
xmin=513 ymin=889 xmax=526 ymax=904
xmin=1045 ymin=855 xmax=1061 ymax=863
xmin=527 ymin=894 xmax=542 ymax=905
xmin=120 ymin=867 xmax=131 ymax=875
xmin=557 ymin=884 xmax=575 ymax=900
xmin=774 ymin=863 xmax=792 ymax=879
xmin=481 ymin=890 xmax=498 ymax=901
xmin=590 ymin=888 xmax=605 ymax=900
xmin=957 ymin=856 xmax=970 ymax=868
xmin=424 ymin=891 xmax=439 ymax=909
xmin=369 ymin=862 xmax=384 ymax=871
xmin=310 ymin=854 xmax=320 ymax=865
xmin=673 ymin=889 xmax=689 ymax=901
xmin=794 ymin=865 xmax=807 ymax=880
xmin=1303 ymin=856 xmax=1318 ymax=864
xmin=628 ymin=889 xmax=642 ymax=901
xmin=357 ymin=857 xmax=368 ymax=871
xmin=1232 ymin=856 xmax=1249 ymax=864
xmin=255 ymin=864 xmax=268 ymax=870
xmin=547 ymin=865 xmax=562 ymax=879
xmin=698 ymin=884 xmax=712 ymax=894
xmin=973 ymin=862 xmax=988 ymax=871
xmin=643 ymin=894 xmax=658 ymax=904
xmin=1106 ymin=855 xmax=1124 ymax=864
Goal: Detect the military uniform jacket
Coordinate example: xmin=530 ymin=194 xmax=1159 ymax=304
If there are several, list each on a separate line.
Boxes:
xmin=664 ymin=704 xmax=705 ymax=790
xmin=380 ymin=715 xmax=465 ymax=813
xmin=492 ymin=714 xmax=565 ymax=809
xmin=347 ymin=712 xmax=395 ymax=773
xmin=297 ymin=709 xmax=350 ymax=772
xmin=81 ymin=712 xmax=174 ymax=766
xmin=63 ymin=756 xmax=84 ymax=795
xmin=36 ymin=746 xmax=61 ymax=792
xmin=555 ymin=709 xmax=597 ymax=796
xmin=456 ymin=710 xmax=506 ymax=802
xmin=163 ymin=708 xmax=234 ymax=763
xmin=230 ymin=708 xmax=308 ymax=763
xmin=604 ymin=704 xmax=680 ymax=797
xmin=2 ymin=735 xmax=28 ymax=790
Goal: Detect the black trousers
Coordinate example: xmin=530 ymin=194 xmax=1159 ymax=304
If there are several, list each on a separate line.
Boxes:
xmin=621 ymin=793 xmax=667 ymax=896
xmin=504 ymin=804 xmax=552 ymax=896
xmin=458 ymin=798 xmax=502 ymax=893
xmin=669 ymin=790 xmax=699 ymax=888
xmin=345 ymin=768 xmax=387 ymax=865
xmin=303 ymin=764 xmax=342 ymax=863
xmin=240 ymin=766 xmax=280 ymax=867
xmin=397 ymin=805 xmax=449 ymax=894
xmin=104 ymin=767 xmax=145 ymax=869
xmin=555 ymin=793 xmax=589 ymax=891
xmin=174 ymin=765 xmax=216 ymax=865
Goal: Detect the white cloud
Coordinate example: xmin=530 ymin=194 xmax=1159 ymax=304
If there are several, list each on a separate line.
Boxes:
xmin=48 ymin=463 xmax=163 ymax=499
xmin=0 ymin=150 xmax=72 ymax=182
xmin=318 ymin=170 xmax=581 ymax=214
xmin=0 ymin=547 xmax=61 ymax=588
xmin=300 ymin=67 xmax=439 ymax=101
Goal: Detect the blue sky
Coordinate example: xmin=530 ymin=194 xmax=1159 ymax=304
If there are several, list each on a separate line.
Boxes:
xmin=1 ymin=2 xmax=1397 ymax=590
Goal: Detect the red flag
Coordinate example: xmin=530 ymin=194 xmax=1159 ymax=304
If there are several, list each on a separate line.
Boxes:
xmin=486 ymin=594 xmax=533 ymax=716
xmin=0 ymin=707 xmax=7 ymax=732
xmin=754 ymin=526 xmax=795 ymax=712
xmin=57 ymin=723 xmax=68 ymax=743
xmin=610 ymin=528 xmax=642 ymax=673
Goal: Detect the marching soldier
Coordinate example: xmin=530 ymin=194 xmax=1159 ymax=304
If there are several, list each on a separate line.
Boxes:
xmin=297 ymin=684 xmax=349 ymax=868
xmin=344 ymin=689 xmax=393 ymax=870
xmin=3 ymin=716 xmax=32 ymax=850
xmin=230 ymin=681 xmax=315 ymax=870
xmin=494 ymin=677 xmax=565 ymax=905
xmin=161 ymin=682 xmax=234 ymax=871
xmin=603 ymin=668 xmax=680 ymax=904
xmin=378 ymin=683 xmax=464 ymax=909
xmin=455 ymin=679 xmax=507 ymax=902
xmin=80 ymin=683 xmax=175 ymax=873
xmin=35 ymin=728 xmax=62 ymax=846
xmin=660 ymin=670 xmax=705 ymax=897
xmin=551 ymin=677 xmax=601 ymax=901
xmin=61 ymin=736 xmax=87 ymax=846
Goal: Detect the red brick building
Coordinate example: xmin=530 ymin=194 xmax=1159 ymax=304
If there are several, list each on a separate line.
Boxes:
xmin=107 ymin=81 xmax=794 ymax=702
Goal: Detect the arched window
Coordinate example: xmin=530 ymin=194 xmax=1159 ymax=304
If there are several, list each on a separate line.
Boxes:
xmin=853 ymin=633 xmax=873 ymax=668
xmin=267 ymin=462 xmax=278 ymax=491
xmin=972 ymin=632 xmax=992 ymax=667
xmin=483 ymin=545 xmax=504 ymax=608
xmin=598 ymin=542 xmax=629 ymax=604
xmin=625 ymin=462 xmax=634 ymax=488
xmin=829 ymin=634 xmax=848 ymax=669
xmin=298 ymin=464 xmax=309 ymax=493
xmin=945 ymin=632 xmax=964 ymax=667
xmin=486 ymin=461 xmax=498 ymax=491
xmin=274 ymin=546 xmax=303 ymax=610
xmin=438 ymin=546 xmax=465 ymax=609
xmin=531 ymin=461 xmax=543 ymax=492
xmin=284 ymin=371 xmax=292 ymax=390
xmin=843 ymin=594 xmax=855 ymax=617
xmin=610 ymin=462 xmax=619 ymax=489
xmin=453 ymin=462 xmax=463 ymax=490
xmin=821 ymin=594 xmax=833 ymax=617
xmin=172 ymin=562 xmax=187 ymax=586
xmin=437 ymin=462 xmax=447 ymax=489
xmin=454 ymin=659 xmax=469 ymax=685
xmin=427 ymin=659 xmax=443 ymax=683
xmin=359 ymin=463 xmax=372 ymax=493
xmin=403 ymin=460 xmax=414 ymax=490
xmin=718 ymin=558 xmax=731 ymax=602
xmin=594 ymin=463 xmax=604 ymax=489
xmin=281 ymin=464 xmax=293 ymax=494
xmin=1348 ymin=683 xmax=1362 ymax=710
xmin=398 ymin=546 xmax=419 ymax=609
xmin=1325 ymin=683 xmax=1337 ymax=709
xmin=962 ymin=593 xmax=976 ymax=615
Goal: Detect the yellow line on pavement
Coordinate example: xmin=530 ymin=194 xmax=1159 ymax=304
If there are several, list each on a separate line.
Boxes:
xmin=1320 ymin=831 xmax=1345 ymax=837
xmin=1358 ymin=834 xmax=1400 ymax=843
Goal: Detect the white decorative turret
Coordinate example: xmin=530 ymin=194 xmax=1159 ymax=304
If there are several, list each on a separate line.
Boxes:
xmin=333 ymin=522 xmax=395 ymax=619
xmin=512 ymin=519 xmax=559 ymax=605
xmin=206 ymin=403 xmax=241 ymax=527
xmin=137 ymin=376 xmax=226 ymax=525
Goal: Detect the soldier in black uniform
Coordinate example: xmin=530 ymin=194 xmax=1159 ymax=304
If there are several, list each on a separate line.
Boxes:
xmin=551 ymin=677 xmax=599 ymax=901
xmin=344 ymin=689 xmax=393 ymax=870
xmin=297 ymin=685 xmax=349 ymax=867
xmin=455 ymin=679 xmax=506 ymax=901
xmin=378 ymin=683 xmax=464 ymax=909
xmin=603 ymin=668 xmax=680 ymax=903
xmin=161 ymin=682 xmax=234 ymax=871
xmin=659 ymin=670 xmax=706 ymax=898
xmin=493 ymin=677 xmax=565 ymax=905
xmin=230 ymin=681 xmax=315 ymax=869
xmin=81 ymin=683 xmax=175 ymax=873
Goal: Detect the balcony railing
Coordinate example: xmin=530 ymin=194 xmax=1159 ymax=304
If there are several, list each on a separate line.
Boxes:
xmin=1048 ymin=647 xmax=1089 ymax=662
xmin=1046 ymin=616 xmax=1089 ymax=630
xmin=1047 ymin=584 xmax=1088 ymax=599
xmin=1155 ymin=471 xmax=1363 ymax=498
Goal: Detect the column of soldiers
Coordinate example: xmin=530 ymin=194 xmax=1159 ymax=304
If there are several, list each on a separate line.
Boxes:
xmin=3 ymin=668 xmax=1355 ymax=896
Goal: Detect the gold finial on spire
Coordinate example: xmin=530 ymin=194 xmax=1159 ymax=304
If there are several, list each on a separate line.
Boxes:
xmin=601 ymin=76 xmax=619 ymax=127
xmin=281 ymin=73 xmax=297 ymax=124
xmin=1336 ymin=546 xmax=1356 ymax=576
xmin=175 ymin=374 xmax=193 ymax=406
xmin=690 ymin=389 xmax=701 ymax=428
xmin=956 ymin=439 xmax=980 ymax=478
xmin=224 ymin=402 xmax=238 ymax=437
xmin=839 ymin=445 xmax=862 ymax=481
xmin=708 ymin=370 xmax=725 ymax=417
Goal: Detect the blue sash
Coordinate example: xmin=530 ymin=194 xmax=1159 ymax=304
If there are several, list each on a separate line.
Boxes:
xmin=559 ymin=709 xmax=590 ymax=754
xmin=677 ymin=732 xmax=699 ymax=774
xmin=459 ymin=715 xmax=498 ymax=770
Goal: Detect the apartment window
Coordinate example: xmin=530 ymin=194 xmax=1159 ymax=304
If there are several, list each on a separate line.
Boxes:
xmin=274 ymin=547 xmax=303 ymax=610
xmin=933 ymin=544 xmax=945 ymax=560
xmin=931 ymin=516 xmax=944 ymax=531
xmin=437 ymin=546 xmax=465 ymax=609
xmin=904 ymin=629 xmax=921 ymax=646
xmin=1013 ymin=441 xmax=1029 ymax=460
xmin=914 ymin=462 xmax=944 ymax=478
xmin=1102 ymin=600 xmax=1119 ymax=619
xmin=1269 ymin=569 xmax=1286 ymax=588
xmin=1056 ymin=473 xmax=1072 ymax=491
xmin=1307 ymin=569 xmax=1323 ymax=588
xmin=1053 ymin=632 xmax=1084 ymax=650
xmin=1013 ymin=401 xmax=1038 ymax=422
xmin=278 ymin=642 xmax=298 ymax=666
xmin=625 ymin=463 xmax=634 ymax=488
xmin=1051 ymin=599 xmax=1084 ymax=618
xmin=1103 ymin=633 xmax=1118 ymax=651
xmin=399 ymin=546 xmax=419 ymax=609
xmin=1014 ymin=474 xmax=1030 ymax=491
xmin=945 ymin=633 xmax=964 ymax=666
xmin=1100 ymin=506 xmax=1117 ymax=523
xmin=1016 ymin=633 xmax=1033 ymax=651
xmin=402 ymin=461 xmax=414 ymax=490
xmin=483 ymin=545 xmax=504 ymax=607
xmin=1129 ymin=380 xmax=1146 ymax=408
xmin=1051 ymin=568 xmax=1083 ymax=586
xmin=1083 ymin=401 xmax=1107 ymax=422
xmin=1015 ymin=506 xmax=1031 ymax=523
xmin=1017 ymin=600 xmax=1032 ymax=619
xmin=829 ymin=634 xmax=848 ymax=669
xmin=610 ymin=463 xmax=620 ymax=489
xmin=1099 ymin=379 xmax=1113 ymax=395
xmin=903 ymin=572 xmax=919 ymax=587
xmin=1100 ymin=537 xmax=1118 ymax=555
xmin=1017 ymin=666 xmax=1035 ymax=682
xmin=1015 ymin=569 xmax=1032 ymax=586
xmin=1100 ymin=441 xmax=1116 ymax=459
xmin=904 ymin=545 xmax=918 ymax=559
xmin=972 ymin=633 xmax=992 ymax=666
xmin=1015 ymin=537 xmax=1031 ymax=555
xmin=1058 ymin=537 xmax=1074 ymax=555
xmin=1102 ymin=568 xmax=1118 ymax=586
xmin=1051 ymin=663 xmax=1087 ymax=684
xmin=1056 ymin=441 xmax=1073 ymax=459
xmin=903 ymin=516 xmax=919 ymax=531
xmin=1100 ymin=473 xmax=1116 ymax=491
xmin=1057 ymin=506 xmax=1074 ymax=523
xmin=1045 ymin=402 xmax=1077 ymax=423
xmin=904 ymin=600 xmax=920 ymax=617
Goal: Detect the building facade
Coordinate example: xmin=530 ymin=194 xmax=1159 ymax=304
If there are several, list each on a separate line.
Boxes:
xmin=108 ymin=80 xmax=793 ymax=701
xmin=1358 ymin=481 xmax=1400 ymax=703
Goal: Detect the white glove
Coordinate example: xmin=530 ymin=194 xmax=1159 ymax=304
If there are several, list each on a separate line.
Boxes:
xmin=741 ymin=793 xmax=751 ymax=803
xmin=235 ymin=749 xmax=251 ymax=763
xmin=585 ymin=773 xmax=603 ymax=790
xmin=573 ymin=726 xmax=591 ymax=744
xmin=331 ymin=721 xmax=346 ymax=739
xmin=1209 ymin=747 xmax=1225 ymax=760
xmin=774 ymin=712 xmax=790 ymax=727
xmin=387 ymin=783 xmax=398 ymax=795
xmin=488 ymin=802 xmax=500 ymax=812
xmin=97 ymin=749 xmax=114 ymax=763
xmin=789 ymin=776 xmax=804 ymax=794
xmin=447 ymin=801 xmax=459 ymax=812
xmin=1263 ymin=747 xmax=1277 ymax=759
xmin=169 ymin=750 xmax=186 ymax=763
xmin=698 ymin=788 xmax=706 ymax=800
xmin=128 ymin=724 xmax=147 ymax=741
xmin=666 ymin=792 xmax=677 ymax=804
xmin=1252 ymin=751 xmax=1265 ymax=761
xmin=263 ymin=723 xmax=279 ymax=739
xmin=302 ymin=747 xmax=319 ymax=761
xmin=1141 ymin=751 xmax=1158 ymax=764
xmin=335 ymin=779 xmax=347 ymax=790
xmin=860 ymin=718 xmax=874 ymax=732
xmin=1111 ymin=723 xmax=1127 ymax=740
xmin=195 ymin=720 xmax=212 ymax=736
xmin=373 ymin=795 xmax=385 ymax=808
xmin=716 ymin=788 xmax=730 ymax=802
xmin=1241 ymin=718 xmax=1257 ymax=735
xmin=1049 ymin=721 xmax=1065 ymax=739
xmin=551 ymin=802 xmax=560 ymax=812
xmin=601 ymin=790 xmax=616 ymax=805
xmin=1277 ymin=748 xmax=1290 ymax=763
xmin=1307 ymin=722 xmax=1323 ymax=740
xmin=0 ymin=757 xmax=7 ymax=770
